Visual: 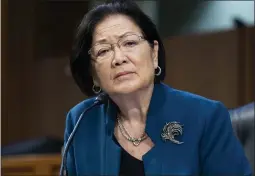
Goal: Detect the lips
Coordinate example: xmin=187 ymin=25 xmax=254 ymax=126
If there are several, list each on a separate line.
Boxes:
xmin=114 ymin=71 xmax=134 ymax=79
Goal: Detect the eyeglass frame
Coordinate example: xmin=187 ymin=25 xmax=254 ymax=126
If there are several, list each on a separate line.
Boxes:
xmin=88 ymin=33 xmax=146 ymax=61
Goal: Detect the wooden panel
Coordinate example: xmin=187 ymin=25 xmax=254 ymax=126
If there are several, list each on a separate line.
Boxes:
xmin=163 ymin=27 xmax=254 ymax=108
xmin=1 ymin=0 xmax=9 ymax=144
xmin=35 ymin=1 xmax=89 ymax=59
xmin=163 ymin=30 xmax=239 ymax=108
xmin=34 ymin=57 xmax=85 ymax=138
xmin=2 ymin=0 xmax=34 ymax=145
xmin=2 ymin=0 xmax=89 ymax=145
xmin=2 ymin=154 xmax=61 ymax=176
xmin=240 ymin=27 xmax=254 ymax=104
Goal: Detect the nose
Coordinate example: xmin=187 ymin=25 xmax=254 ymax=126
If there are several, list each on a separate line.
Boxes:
xmin=112 ymin=45 xmax=128 ymax=67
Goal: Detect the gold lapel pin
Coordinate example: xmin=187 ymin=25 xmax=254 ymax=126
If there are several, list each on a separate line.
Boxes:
xmin=161 ymin=121 xmax=184 ymax=144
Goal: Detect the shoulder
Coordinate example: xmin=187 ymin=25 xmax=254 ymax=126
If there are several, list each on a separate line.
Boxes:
xmin=162 ymin=83 xmax=228 ymax=117
xmin=65 ymin=97 xmax=97 ymax=127
xmin=158 ymin=83 xmax=231 ymax=134
xmin=170 ymin=86 xmax=230 ymax=132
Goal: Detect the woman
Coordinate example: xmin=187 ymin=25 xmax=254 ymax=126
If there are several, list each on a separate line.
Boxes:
xmin=64 ymin=0 xmax=252 ymax=175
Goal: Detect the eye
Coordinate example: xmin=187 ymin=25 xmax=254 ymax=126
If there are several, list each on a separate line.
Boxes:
xmin=97 ymin=49 xmax=110 ymax=57
xmin=123 ymin=40 xmax=138 ymax=47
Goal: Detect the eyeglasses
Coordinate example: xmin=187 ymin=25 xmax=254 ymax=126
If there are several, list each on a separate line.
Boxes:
xmin=88 ymin=33 xmax=146 ymax=62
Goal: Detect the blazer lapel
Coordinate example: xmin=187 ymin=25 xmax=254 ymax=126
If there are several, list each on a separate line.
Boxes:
xmin=143 ymin=83 xmax=185 ymax=175
xmin=142 ymin=83 xmax=166 ymax=175
xmin=102 ymin=83 xmax=185 ymax=176
xmin=104 ymin=99 xmax=121 ymax=176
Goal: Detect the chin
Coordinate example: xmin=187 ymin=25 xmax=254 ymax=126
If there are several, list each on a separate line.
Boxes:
xmin=111 ymin=80 xmax=151 ymax=95
xmin=115 ymin=86 xmax=139 ymax=94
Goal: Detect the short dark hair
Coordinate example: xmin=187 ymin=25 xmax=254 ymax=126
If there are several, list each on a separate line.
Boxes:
xmin=70 ymin=0 xmax=166 ymax=97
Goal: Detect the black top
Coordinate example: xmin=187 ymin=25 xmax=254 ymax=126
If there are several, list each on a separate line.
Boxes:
xmin=113 ymin=135 xmax=145 ymax=176
xmin=119 ymin=148 xmax=145 ymax=176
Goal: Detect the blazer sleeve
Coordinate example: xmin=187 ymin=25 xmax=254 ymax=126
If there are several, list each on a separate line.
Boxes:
xmin=200 ymin=102 xmax=252 ymax=176
xmin=63 ymin=111 xmax=77 ymax=176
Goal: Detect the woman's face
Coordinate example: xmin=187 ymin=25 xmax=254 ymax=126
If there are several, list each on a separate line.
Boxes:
xmin=91 ymin=14 xmax=159 ymax=95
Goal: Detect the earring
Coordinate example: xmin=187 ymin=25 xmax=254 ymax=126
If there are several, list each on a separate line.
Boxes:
xmin=155 ymin=66 xmax=161 ymax=76
xmin=92 ymin=84 xmax=101 ymax=94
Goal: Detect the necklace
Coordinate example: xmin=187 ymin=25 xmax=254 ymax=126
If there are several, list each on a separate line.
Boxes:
xmin=116 ymin=116 xmax=148 ymax=146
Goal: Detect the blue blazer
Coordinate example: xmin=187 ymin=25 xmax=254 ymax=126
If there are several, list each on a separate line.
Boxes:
xmin=64 ymin=83 xmax=252 ymax=176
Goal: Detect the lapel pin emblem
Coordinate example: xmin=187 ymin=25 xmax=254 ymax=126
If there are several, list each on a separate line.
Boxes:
xmin=161 ymin=121 xmax=184 ymax=144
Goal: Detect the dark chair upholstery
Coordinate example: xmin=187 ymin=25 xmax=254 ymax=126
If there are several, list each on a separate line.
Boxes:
xmin=229 ymin=102 xmax=254 ymax=173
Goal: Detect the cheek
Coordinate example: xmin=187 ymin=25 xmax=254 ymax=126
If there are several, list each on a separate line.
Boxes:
xmin=135 ymin=52 xmax=155 ymax=75
xmin=94 ymin=64 xmax=112 ymax=84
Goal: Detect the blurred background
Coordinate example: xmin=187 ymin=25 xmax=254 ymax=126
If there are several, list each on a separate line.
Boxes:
xmin=1 ymin=0 xmax=254 ymax=175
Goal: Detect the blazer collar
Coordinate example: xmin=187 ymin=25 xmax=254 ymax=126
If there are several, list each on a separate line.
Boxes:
xmin=145 ymin=82 xmax=168 ymax=143
xmin=105 ymin=82 xmax=168 ymax=136
xmin=105 ymin=82 xmax=174 ymax=142
xmin=104 ymin=82 xmax=176 ymax=175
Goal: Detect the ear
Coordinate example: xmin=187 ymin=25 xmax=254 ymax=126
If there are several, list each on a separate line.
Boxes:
xmin=152 ymin=40 xmax=159 ymax=69
xmin=90 ymin=65 xmax=100 ymax=86
xmin=92 ymin=77 xmax=99 ymax=87
xmin=92 ymin=72 xmax=100 ymax=87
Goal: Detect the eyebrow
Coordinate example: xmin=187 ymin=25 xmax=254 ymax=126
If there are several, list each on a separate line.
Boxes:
xmin=93 ymin=32 xmax=138 ymax=45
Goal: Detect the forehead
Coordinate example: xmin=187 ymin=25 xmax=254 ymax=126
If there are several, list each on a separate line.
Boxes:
xmin=92 ymin=14 xmax=142 ymax=44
